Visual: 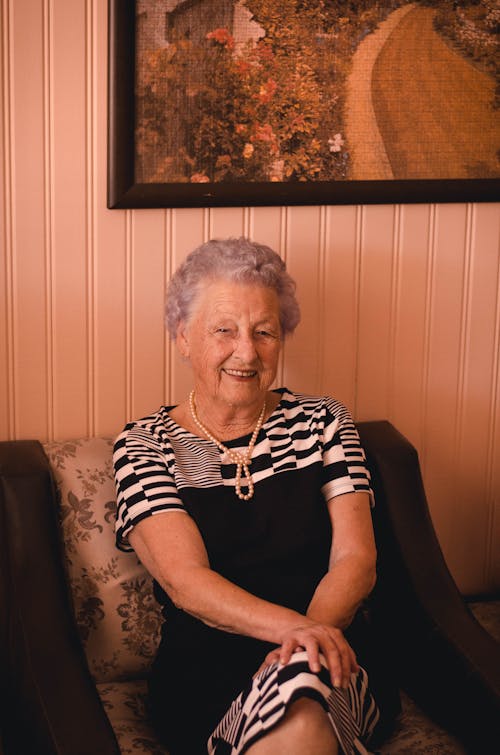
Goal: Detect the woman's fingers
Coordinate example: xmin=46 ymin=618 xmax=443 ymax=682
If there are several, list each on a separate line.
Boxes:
xmin=301 ymin=636 xmax=322 ymax=674
xmin=278 ymin=636 xmax=300 ymax=666
xmin=256 ymin=624 xmax=358 ymax=689
xmin=322 ymin=630 xmax=352 ymax=687
xmin=277 ymin=624 xmax=357 ymax=688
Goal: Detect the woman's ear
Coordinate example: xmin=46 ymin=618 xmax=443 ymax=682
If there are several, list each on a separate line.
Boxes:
xmin=176 ymin=322 xmax=190 ymax=359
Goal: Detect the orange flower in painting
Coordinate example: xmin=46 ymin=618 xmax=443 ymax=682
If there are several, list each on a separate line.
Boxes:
xmin=190 ymin=173 xmax=210 ymax=183
xmin=257 ymin=78 xmax=278 ymax=104
xmin=253 ymin=124 xmax=276 ymax=143
xmin=235 ymin=60 xmax=251 ymax=76
xmin=252 ymin=124 xmax=279 ymax=156
xmin=206 ymin=28 xmax=235 ymax=50
xmin=291 ymin=114 xmax=306 ymax=130
xmin=257 ymin=43 xmax=274 ymax=63
xmin=216 ymin=155 xmax=232 ymax=169
xmin=242 ymin=143 xmax=254 ymax=159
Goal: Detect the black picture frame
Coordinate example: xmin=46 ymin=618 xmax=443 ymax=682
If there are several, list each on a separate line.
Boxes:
xmin=107 ymin=0 xmax=500 ymax=209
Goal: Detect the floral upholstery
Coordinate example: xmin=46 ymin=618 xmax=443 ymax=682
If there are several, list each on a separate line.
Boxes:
xmin=41 ymin=437 xmax=495 ymax=754
xmin=468 ymin=599 xmax=500 ymax=643
xmin=43 ymin=438 xmax=163 ymax=683
xmin=98 ymin=680 xmax=169 ymax=755
xmin=379 ymin=693 xmax=465 ymax=754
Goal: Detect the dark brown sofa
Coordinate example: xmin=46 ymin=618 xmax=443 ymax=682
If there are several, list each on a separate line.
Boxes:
xmin=1 ymin=422 xmax=499 ymax=754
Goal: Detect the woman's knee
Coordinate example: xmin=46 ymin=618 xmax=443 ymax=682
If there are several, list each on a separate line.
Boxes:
xmin=284 ymin=696 xmax=331 ymax=732
xmin=246 ymin=696 xmax=338 ymax=754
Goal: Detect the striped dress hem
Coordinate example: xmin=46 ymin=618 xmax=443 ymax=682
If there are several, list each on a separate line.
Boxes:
xmin=207 ymin=650 xmax=380 ymax=755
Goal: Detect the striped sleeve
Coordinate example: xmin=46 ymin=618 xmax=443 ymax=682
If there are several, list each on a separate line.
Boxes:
xmin=320 ymin=397 xmax=373 ymax=503
xmin=113 ymin=421 xmax=187 ymax=551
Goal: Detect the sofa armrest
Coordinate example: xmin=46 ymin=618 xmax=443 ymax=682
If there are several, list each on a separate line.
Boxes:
xmin=0 ymin=441 xmax=119 ymax=755
xmin=358 ymin=421 xmax=500 ymax=752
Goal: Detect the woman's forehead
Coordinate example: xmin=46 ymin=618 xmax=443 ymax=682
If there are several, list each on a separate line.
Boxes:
xmin=193 ymin=279 xmax=280 ymax=318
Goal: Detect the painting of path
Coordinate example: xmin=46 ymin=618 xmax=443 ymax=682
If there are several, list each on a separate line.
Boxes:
xmin=135 ymin=0 xmax=499 ymax=185
xmin=346 ymin=3 xmax=499 ymax=180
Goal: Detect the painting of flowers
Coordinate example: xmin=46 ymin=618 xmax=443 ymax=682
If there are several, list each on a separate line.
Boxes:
xmin=108 ymin=0 xmax=499 ymax=206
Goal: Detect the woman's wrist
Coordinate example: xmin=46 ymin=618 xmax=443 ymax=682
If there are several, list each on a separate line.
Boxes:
xmin=306 ymin=605 xmax=355 ymax=630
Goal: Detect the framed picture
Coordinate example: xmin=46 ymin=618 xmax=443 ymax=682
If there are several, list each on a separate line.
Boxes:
xmin=107 ymin=0 xmax=500 ymax=209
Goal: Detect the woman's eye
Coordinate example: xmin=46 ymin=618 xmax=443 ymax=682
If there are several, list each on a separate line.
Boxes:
xmin=256 ymin=330 xmax=275 ymax=339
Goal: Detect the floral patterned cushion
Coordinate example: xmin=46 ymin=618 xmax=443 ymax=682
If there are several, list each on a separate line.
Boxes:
xmin=468 ymin=599 xmax=500 ymax=643
xmin=43 ymin=438 xmax=163 ymax=683
xmin=98 ymin=680 xmax=169 ymax=754
xmin=380 ymin=693 xmax=466 ymax=754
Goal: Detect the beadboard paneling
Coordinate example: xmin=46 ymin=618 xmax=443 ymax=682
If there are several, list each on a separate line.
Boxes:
xmin=321 ymin=204 xmax=361 ymax=411
xmin=0 ymin=0 xmax=12 ymax=440
xmin=51 ymin=0 xmax=88 ymax=439
xmin=389 ymin=203 xmax=431 ymax=445
xmin=1 ymin=0 xmax=499 ymax=595
xmin=357 ymin=204 xmax=397 ymax=420
xmin=283 ymin=205 xmax=324 ymax=396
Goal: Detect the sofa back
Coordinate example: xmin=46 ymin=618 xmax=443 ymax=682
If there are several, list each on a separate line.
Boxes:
xmin=42 ymin=438 xmax=162 ymax=683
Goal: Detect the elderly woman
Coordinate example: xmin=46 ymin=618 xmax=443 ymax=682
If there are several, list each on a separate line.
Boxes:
xmin=113 ymin=238 xmax=386 ymax=755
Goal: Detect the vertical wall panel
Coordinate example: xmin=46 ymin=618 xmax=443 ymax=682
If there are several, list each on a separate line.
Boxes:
xmin=1 ymin=0 xmax=499 ymax=594
xmin=322 ymin=205 xmax=361 ymax=410
xmin=482 ymin=204 xmax=500 ymax=592
xmin=250 ymin=206 xmax=284 ymax=253
xmin=93 ymin=0 xmax=129 ymax=438
xmin=93 ymin=208 xmax=128 ymax=437
xmin=389 ymin=204 xmax=431 ymax=448
xmin=51 ymin=0 xmax=89 ymax=438
xmin=489 ymin=318 xmax=500 ymax=590
xmin=450 ymin=204 xmax=499 ymax=590
xmin=130 ymin=210 xmax=167 ymax=420
xmin=210 ymin=206 xmax=246 ymax=239
xmin=282 ymin=205 xmax=323 ymax=395
xmin=0 ymin=165 xmax=8 ymax=435
xmin=11 ymin=0 xmax=49 ymax=438
xmin=169 ymin=208 xmax=207 ymax=404
xmin=356 ymin=205 xmax=396 ymax=419
xmin=453 ymin=203 xmax=500 ymax=593
xmin=0 ymin=0 xmax=13 ymax=438
xmin=422 ymin=204 xmax=468 ymax=557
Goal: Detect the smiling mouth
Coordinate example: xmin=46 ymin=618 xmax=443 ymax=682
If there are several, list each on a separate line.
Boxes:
xmin=223 ymin=368 xmax=257 ymax=378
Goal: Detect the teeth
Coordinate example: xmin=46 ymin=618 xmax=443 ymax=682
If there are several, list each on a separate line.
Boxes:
xmin=224 ymin=369 xmax=256 ymax=377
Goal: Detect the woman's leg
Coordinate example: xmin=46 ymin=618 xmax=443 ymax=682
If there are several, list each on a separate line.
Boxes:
xmin=245 ymin=697 xmax=339 ymax=755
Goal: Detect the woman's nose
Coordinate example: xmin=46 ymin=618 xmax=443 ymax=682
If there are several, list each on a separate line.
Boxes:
xmin=234 ymin=333 xmax=258 ymax=362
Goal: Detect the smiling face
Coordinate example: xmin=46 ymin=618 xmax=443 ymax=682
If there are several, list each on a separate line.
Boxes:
xmin=177 ymin=279 xmax=282 ymax=418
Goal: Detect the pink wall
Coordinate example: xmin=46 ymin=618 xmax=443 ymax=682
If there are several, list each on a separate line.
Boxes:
xmin=1 ymin=0 xmax=499 ymax=596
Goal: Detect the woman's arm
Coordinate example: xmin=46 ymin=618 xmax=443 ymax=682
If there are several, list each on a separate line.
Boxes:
xmin=129 ymin=512 xmax=301 ymax=640
xmin=307 ymin=491 xmax=377 ymax=628
xmin=129 ymin=512 xmax=356 ymax=687
xmin=258 ymin=491 xmax=375 ymax=680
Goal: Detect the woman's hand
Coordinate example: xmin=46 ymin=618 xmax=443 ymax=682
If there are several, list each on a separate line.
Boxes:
xmin=129 ymin=510 xmax=361 ymax=689
xmin=256 ymin=622 xmax=359 ymax=688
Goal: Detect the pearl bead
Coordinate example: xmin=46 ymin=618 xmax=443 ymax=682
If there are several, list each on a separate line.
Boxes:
xmin=189 ymin=390 xmax=265 ymax=501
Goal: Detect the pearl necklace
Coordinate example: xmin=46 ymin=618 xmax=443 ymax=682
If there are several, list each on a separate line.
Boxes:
xmin=189 ymin=390 xmax=265 ymax=501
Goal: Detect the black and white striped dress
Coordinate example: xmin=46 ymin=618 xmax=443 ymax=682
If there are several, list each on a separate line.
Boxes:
xmin=208 ymin=652 xmax=379 ymax=754
xmin=114 ymin=389 xmax=382 ymax=755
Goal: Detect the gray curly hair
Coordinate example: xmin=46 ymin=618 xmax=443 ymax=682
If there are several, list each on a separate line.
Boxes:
xmin=165 ymin=237 xmax=300 ymax=339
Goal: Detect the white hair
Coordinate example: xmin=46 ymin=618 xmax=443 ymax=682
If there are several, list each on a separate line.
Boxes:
xmin=165 ymin=237 xmax=301 ymax=338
